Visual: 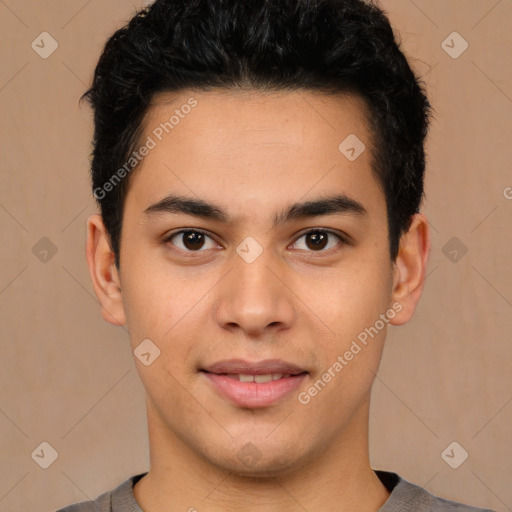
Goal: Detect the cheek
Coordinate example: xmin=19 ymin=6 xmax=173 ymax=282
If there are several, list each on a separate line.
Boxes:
xmin=309 ymin=299 xmax=390 ymax=421
xmin=306 ymin=254 xmax=393 ymax=396
xmin=120 ymin=257 xmax=211 ymax=371
xmin=309 ymin=258 xmax=393 ymax=339
xmin=119 ymin=250 xmax=175 ymax=346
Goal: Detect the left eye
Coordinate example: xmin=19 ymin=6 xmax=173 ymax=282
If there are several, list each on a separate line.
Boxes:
xmin=291 ymin=229 xmax=343 ymax=252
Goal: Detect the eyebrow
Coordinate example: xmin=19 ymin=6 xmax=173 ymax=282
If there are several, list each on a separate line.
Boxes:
xmin=143 ymin=193 xmax=367 ymax=227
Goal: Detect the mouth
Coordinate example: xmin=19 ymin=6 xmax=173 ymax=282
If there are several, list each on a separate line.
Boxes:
xmin=208 ymin=372 xmax=299 ymax=382
xmin=200 ymin=359 xmax=309 ymax=408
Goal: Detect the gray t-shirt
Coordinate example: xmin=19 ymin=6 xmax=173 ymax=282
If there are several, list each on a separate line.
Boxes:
xmin=55 ymin=470 xmax=497 ymax=512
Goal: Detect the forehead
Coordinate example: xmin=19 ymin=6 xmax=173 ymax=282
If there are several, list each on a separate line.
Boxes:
xmin=144 ymin=88 xmax=372 ymax=154
xmin=124 ymin=88 xmax=384 ymax=220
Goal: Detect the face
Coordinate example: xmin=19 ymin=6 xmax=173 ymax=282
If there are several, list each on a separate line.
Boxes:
xmin=88 ymin=88 xmax=425 ymax=477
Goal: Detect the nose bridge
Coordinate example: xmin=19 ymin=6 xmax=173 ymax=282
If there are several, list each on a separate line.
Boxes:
xmin=213 ymin=241 xmax=295 ymax=334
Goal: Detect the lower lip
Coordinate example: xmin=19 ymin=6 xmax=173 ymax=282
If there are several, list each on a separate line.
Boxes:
xmin=202 ymin=372 xmax=308 ymax=408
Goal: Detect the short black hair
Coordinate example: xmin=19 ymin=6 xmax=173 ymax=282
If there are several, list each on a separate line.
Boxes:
xmin=82 ymin=0 xmax=432 ymax=269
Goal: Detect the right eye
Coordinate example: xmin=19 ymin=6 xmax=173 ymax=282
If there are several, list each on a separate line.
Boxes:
xmin=163 ymin=229 xmax=221 ymax=252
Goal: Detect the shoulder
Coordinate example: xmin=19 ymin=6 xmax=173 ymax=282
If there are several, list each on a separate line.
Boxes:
xmin=54 ymin=490 xmax=110 ymax=512
xmin=54 ymin=472 xmax=147 ymax=512
xmin=376 ymin=470 xmax=497 ymax=512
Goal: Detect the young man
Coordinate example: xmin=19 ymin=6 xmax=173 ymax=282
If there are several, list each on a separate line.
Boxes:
xmin=58 ymin=1 xmax=495 ymax=511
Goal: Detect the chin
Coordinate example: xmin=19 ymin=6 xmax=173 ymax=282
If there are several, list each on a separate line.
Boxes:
xmin=205 ymin=439 xmax=310 ymax=478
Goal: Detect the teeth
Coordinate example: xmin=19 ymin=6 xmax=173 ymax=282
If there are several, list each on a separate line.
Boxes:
xmin=254 ymin=374 xmax=273 ymax=383
xmin=235 ymin=373 xmax=285 ymax=382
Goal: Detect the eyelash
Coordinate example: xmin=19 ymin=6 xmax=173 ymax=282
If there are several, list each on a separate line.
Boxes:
xmin=162 ymin=228 xmax=348 ymax=255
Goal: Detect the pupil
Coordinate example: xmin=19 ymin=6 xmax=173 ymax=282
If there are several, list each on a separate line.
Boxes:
xmin=184 ymin=231 xmax=204 ymax=250
xmin=307 ymin=231 xmax=327 ymax=250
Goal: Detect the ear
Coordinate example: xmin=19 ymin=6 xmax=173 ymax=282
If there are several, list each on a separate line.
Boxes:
xmin=389 ymin=213 xmax=430 ymax=326
xmin=85 ymin=214 xmax=127 ymax=326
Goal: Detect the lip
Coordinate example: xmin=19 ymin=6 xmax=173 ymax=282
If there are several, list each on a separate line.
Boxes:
xmin=202 ymin=358 xmax=307 ymax=375
xmin=201 ymin=359 xmax=308 ymax=408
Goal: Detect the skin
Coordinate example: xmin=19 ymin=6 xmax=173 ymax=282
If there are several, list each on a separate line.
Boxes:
xmin=86 ymin=88 xmax=430 ymax=512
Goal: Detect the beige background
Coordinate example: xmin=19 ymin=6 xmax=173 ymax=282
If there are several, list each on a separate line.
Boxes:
xmin=0 ymin=0 xmax=511 ymax=511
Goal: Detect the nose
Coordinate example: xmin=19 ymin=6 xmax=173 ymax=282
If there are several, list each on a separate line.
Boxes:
xmin=213 ymin=248 xmax=295 ymax=338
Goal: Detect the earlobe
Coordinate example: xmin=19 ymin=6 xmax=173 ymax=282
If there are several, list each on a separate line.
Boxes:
xmin=85 ymin=214 xmax=127 ymax=326
xmin=389 ymin=213 xmax=430 ymax=326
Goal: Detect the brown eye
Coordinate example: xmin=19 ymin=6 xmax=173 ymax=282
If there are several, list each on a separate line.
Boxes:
xmin=166 ymin=230 xmax=217 ymax=252
xmin=292 ymin=229 xmax=344 ymax=252
xmin=305 ymin=231 xmax=328 ymax=250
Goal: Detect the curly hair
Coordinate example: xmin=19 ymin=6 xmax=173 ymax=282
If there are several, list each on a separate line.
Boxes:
xmin=82 ymin=0 xmax=432 ymax=269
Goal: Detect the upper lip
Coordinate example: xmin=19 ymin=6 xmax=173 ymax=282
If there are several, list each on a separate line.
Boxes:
xmin=201 ymin=359 xmax=308 ymax=375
